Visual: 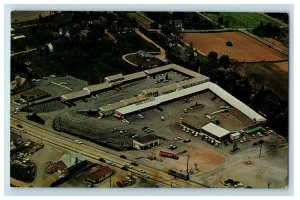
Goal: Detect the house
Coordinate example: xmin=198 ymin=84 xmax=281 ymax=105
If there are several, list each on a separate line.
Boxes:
xmin=174 ymin=19 xmax=183 ymax=28
xmin=47 ymin=43 xmax=54 ymax=53
xmin=86 ymin=166 xmax=114 ymax=184
xmin=10 ymin=76 xmax=34 ymax=95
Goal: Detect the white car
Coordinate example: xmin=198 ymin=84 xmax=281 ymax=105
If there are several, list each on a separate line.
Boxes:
xmin=74 ymin=140 xmax=83 ymax=144
xmin=139 ymin=169 xmax=145 ymax=173
xmin=126 ymin=165 xmax=133 ymax=169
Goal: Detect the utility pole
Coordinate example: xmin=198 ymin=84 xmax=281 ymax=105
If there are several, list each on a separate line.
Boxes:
xmin=259 ymin=143 xmax=263 ymax=158
xmin=110 ymin=171 xmax=112 ymax=188
xmin=187 ymin=154 xmax=190 ymax=175
xmin=268 ymin=181 xmax=271 ymax=188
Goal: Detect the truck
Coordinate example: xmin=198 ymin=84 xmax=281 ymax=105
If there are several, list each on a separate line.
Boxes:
xmin=159 ymin=151 xmax=179 ymax=160
xmin=168 ymin=169 xmax=189 ymax=180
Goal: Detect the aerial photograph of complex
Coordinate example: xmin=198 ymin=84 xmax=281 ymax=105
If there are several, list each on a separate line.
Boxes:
xmin=10 ymin=11 xmax=288 ymax=188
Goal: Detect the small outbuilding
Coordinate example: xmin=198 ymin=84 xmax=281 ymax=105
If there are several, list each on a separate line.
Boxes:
xmin=133 ymin=134 xmax=160 ymax=150
xmin=201 ymin=123 xmax=231 ymax=142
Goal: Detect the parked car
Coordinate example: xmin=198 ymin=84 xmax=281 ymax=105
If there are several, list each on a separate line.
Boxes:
xmin=257 ymin=140 xmax=265 ymax=144
xmin=230 ymin=147 xmax=240 ymax=154
xmin=224 ymin=140 xmax=228 ymax=146
xmin=252 ymin=142 xmax=258 ymax=146
xmin=224 ymin=179 xmax=234 ymax=186
xmin=183 ymin=138 xmax=191 ymax=143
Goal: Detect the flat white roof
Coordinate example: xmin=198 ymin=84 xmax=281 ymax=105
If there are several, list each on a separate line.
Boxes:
xmin=116 ymin=81 xmax=266 ymax=123
xmin=85 ymin=82 xmax=111 ymax=93
xmin=105 ymin=73 xmax=124 ymax=82
xmin=117 ymin=82 xmax=210 ymax=115
xmin=201 ymin=123 xmax=230 ymax=138
xmin=231 ymin=132 xmax=241 ymax=137
xmin=61 ymin=88 xmax=90 ymax=100
xmin=208 ymin=82 xmax=266 ymax=122
xmin=12 ymin=35 xmax=26 ymax=40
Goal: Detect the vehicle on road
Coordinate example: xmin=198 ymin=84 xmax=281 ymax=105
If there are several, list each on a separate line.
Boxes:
xmin=107 ymin=161 xmax=115 ymax=166
xmin=138 ymin=169 xmax=145 ymax=173
xmin=131 ymin=162 xmax=138 ymax=166
xmin=168 ymin=169 xmax=189 ymax=180
xmin=126 ymin=164 xmax=133 ymax=169
xmin=16 ymin=124 xmax=23 ymax=128
xmin=233 ymin=181 xmax=244 ymax=188
xmin=121 ymin=166 xmax=129 ymax=171
xmin=74 ymin=140 xmax=83 ymax=144
xmin=120 ymin=155 xmax=127 ymax=159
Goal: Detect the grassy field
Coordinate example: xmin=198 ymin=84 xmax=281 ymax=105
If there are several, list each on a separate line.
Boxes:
xmin=202 ymin=12 xmax=281 ymax=28
xmin=235 ymin=61 xmax=288 ymax=101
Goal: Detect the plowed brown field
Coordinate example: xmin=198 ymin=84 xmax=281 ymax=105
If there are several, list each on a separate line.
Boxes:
xmin=183 ymin=32 xmax=288 ymax=62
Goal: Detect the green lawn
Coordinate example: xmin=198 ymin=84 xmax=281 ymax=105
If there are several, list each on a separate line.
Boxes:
xmin=202 ymin=12 xmax=280 ymax=28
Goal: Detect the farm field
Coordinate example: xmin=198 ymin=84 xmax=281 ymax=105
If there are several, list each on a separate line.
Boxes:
xmin=127 ymin=12 xmax=152 ymax=29
xmin=263 ymin=37 xmax=289 ymax=52
xmin=234 ymin=61 xmax=288 ymax=101
xmin=202 ymin=12 xmax=281 ymax=28
xmin=11 ymin=11 xmax=52 ymax=23
xmin=183 ymin=31 xmax=288 ymax=62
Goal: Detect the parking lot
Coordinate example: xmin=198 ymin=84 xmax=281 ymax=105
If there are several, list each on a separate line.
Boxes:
xmin=12 ymin=70 xmax=288 ymax=187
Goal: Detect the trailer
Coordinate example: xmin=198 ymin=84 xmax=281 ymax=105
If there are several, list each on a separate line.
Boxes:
xmin=159 ymin=151 xmax=179 ymax=160
xmin=168 ymin=169 xmax=189 ymax=180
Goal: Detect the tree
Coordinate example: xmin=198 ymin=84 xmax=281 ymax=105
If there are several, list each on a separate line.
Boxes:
xmin=192 ymin=14 xmax=200 ymax=24
xmin=207 ymin=51 xmax=218 ymax=61
xmin=226 ymin=40 xmax=233 ymax=47
xmin=224 ymin=20 xmax=229 ymax=28
xmin=218 ymin=16 xmax=224 ymax=25
xmin=219 ymin=55 xmax=230 ymax=69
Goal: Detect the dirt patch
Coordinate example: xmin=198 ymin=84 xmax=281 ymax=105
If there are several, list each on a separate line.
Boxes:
xmin=183 ymin=31 xmax=288 ymax=62
xmin=274 ymin=61 xmax=288 ymax=72
xmin=263 ymin=37 xmax=288 ymax=52
xmin=127 ymin=13 xmax=151 ymax=29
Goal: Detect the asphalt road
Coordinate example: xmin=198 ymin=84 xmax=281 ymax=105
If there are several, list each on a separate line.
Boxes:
xmin=10 ymin=116 xmax=207 ymax=188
